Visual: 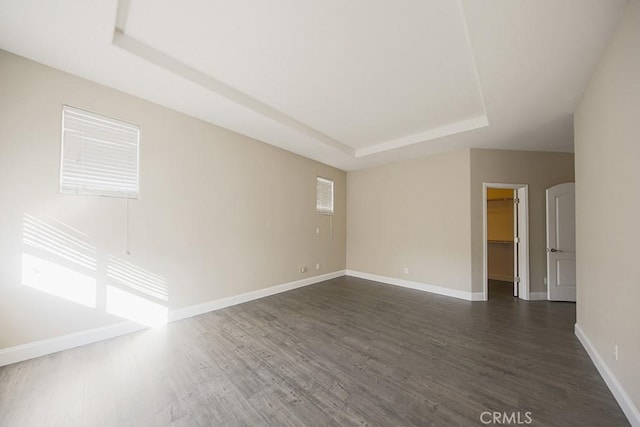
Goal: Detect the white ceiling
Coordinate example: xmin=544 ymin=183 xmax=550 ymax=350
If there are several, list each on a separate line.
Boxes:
xmin=0 ymin=0 xmax=628 ymax=170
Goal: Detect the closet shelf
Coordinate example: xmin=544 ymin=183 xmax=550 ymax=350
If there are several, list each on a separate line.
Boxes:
xmin=487 ymin=240 xmax=514 ymax=244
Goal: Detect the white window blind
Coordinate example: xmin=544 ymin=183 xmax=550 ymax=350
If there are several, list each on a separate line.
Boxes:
xmin=60 ymin=106 xmax=140 ymax=198
xmin=316 ymin=177 xmax=334 ymax=215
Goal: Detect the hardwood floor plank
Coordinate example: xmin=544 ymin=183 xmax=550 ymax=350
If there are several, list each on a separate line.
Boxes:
xmin=0 ymin=277 xmax=629 ymax=426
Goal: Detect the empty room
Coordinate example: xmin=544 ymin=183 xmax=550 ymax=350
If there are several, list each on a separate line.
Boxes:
xmin=0 ymin=0 xmax=638 ymax=426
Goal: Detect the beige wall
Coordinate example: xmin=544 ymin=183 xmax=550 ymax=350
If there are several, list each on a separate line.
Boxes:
xmin=347 ymin=148 xmax=573 ymax=296
xmin=470 ymin=149 xmax=575 ymax=293
xmin=0 ymin=50 xmax=346 ymax=349
xmin=347 ymin=150 xmax=472 ymax=292
xmin=574 ymin=0 xmax=640 ymax=412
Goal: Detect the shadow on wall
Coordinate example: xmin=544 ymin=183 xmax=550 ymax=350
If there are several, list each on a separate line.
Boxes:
xmin=21 ymin=213 xmax=168 ymax=327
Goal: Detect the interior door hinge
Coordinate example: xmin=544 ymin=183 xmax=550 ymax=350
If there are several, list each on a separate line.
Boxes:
xmin=514 ymin=198 xmax=520 ymax=204
xmin=515 ymin=277 xmax=521 ymax=283
xmin=514 ymin=237 xmax=520 ymax=243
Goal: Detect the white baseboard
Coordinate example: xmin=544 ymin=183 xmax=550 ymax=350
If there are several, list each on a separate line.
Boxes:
xmin=0 ymin=321 xmax=147 ymax=368
xmin=575 ymin=323 xmax=639 ymax=427
xmin=470 ymin=292 xmax=485 ymax=301
xmin=528 ymin=292 xmax=547 ymax=301
xmin=0 ymin=270 xmax=346 ymax=367
xmin=169 ymin=270 xmax=346 ymax=322
xmin=346 ymin=270 xmax=479 ymax=301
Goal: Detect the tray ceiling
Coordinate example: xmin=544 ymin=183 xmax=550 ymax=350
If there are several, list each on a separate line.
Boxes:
xmin=0 ymin=0 xmax=628 ymax=170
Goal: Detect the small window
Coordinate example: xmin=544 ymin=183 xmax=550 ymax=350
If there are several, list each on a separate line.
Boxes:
xmin=60 ymin=105 xmax=140 ymax=198
xmin=316 ymin=177 xmax=334 ymax=215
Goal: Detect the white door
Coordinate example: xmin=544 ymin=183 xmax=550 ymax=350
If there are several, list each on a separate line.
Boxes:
xmin=546 ymin=183 xmax=576 ymax=301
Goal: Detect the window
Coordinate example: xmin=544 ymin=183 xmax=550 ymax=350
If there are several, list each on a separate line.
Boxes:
xmin=60 ymin=105 xmax=140 ymax=198
xmin=316 ymin=177 xmax=334 ymax=215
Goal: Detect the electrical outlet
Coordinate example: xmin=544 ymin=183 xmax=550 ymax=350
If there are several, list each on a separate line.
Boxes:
xmin=299 ymin=266 xmax=307 ymax=273
xmin=316 ymin=263 xmax=320 ymax=270
xmin=613 ymin=344 xmax=619 ymax=361
xmin=544 ymin=277 xmax=547 ymax=285
xmin=315 ymin=227 xmax=320 ymax=234
xmin=403 ymin=267 xmax=409 ymax=274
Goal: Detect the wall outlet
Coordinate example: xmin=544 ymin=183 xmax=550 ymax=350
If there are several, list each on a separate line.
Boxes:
xmin=613 ymin=344 xmax=619 ymax=361
xmin=403 ymin=267 xmax=409 ymax=274
xmin=315 ymin=227 xmax=320 ymax=234
xmin=316 ymin=263 xmax=321 ymax=270
xmin=544 ymin=277 xmax=547 ymax=285
xmin=299 ymin=266 xmax=307 ymax=273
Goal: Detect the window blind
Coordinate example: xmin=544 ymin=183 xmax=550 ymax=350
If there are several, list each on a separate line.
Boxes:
xmin=60 ymin=106 xmax=140 ymax=198
xmin=316 ymin=177 xmax=334 ymax=215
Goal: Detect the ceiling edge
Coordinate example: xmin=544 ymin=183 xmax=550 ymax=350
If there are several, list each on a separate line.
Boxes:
xmin=355 ymin=115 xmax=488 ymax=157
xmin=112 ymin=0 xmax=492 ymax=162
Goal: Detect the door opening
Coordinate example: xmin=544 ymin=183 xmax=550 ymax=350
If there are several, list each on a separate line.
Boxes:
xmin=482 ymin=183 xmax=530 ymax=300
xmin=487 ymin=188 xmax=517 ymax=298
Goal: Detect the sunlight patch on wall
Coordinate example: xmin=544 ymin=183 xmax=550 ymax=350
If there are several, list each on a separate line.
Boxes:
xmin=23 ymin=213 xmax=96 ymax=270
xmin=106 ymin=256 xmax=168 ymax=326
xmin=21 ymin=253 xmax=96 ymax=307
xmin=106 ymin=286 xmax=168 ymax=326
xmin=21 ymin=214 xmax=170 ymax=326
xmin=21 ymin=214 xmax=97 ymax=307
xmin=107 ymin=256 xmax=168 ymax=301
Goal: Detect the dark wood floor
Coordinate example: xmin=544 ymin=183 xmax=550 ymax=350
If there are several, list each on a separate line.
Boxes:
xmin=0 ymin=277 xmax=628 ymax=426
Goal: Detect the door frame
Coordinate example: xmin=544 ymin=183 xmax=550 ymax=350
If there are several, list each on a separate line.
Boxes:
xmin=482 ymin=183 xmax=530 ymax=300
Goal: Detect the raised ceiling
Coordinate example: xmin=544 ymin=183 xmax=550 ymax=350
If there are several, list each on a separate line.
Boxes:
xmin=0 ymin=0 xmax=629 ymax=170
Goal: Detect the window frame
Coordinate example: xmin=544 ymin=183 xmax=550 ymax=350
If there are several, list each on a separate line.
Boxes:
xmin=316 ymin=176 xmax=334 ymax=215
xmin=59 ymin=105 xmax=140 ymax=199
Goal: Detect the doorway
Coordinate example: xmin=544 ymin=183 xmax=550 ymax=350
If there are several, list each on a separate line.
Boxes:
xmin=482 ymin=183 xmax=530 ymax=300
